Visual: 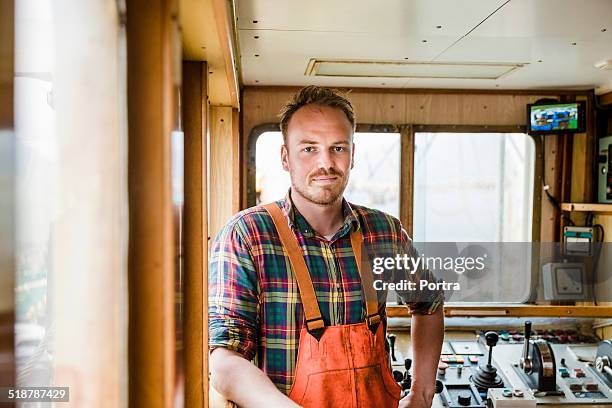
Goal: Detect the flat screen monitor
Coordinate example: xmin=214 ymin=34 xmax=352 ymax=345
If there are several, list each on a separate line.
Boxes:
xmin=527 ymin=101 xmax=586 ymax=135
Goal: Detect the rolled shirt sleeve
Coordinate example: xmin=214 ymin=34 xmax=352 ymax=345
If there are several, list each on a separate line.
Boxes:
xmin=394 ymin=225 xmax=445 ymax=315
xmin=208 ymin=218 xmax=260 ymax=361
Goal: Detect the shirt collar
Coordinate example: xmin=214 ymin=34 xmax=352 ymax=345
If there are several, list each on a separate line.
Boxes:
xmin=280 ymin=189 xmax=361 ymax=239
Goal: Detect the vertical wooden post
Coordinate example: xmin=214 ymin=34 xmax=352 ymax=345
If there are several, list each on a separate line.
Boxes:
xmin=0 ymin=0 xmax=13 ymax=128
xmin=127 ymin=0 xmax=178 ymax=406
xmin=182 ymin=61 xmax=209 ymax=408
xmin=0 ymin=0 xmax=14 ymax=391
xmin=400 ymin=125 xmax=414 ymax=236
xmin=232 ymin=109 xmax=242 ymax=211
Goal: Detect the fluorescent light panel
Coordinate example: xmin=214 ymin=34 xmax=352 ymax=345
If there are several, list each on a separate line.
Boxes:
xmin=305 ymin=59 xmax=525 ymax=80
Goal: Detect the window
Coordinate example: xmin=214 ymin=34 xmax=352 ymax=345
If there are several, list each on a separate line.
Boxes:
xmin=413 ymin=132 xmax=536 ymax=303
xmin=255 ymin=131 xmax=401 ymax=217
xmin=413 ymin=132 xmax=535 ymax=242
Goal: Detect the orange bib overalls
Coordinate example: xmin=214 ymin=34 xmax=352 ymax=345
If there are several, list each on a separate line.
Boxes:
xmin=265 ymin=204 xmax=401 ymax=408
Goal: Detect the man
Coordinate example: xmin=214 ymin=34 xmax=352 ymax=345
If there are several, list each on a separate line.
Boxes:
xmin=209 ymin=86 xmax=444 ymax=407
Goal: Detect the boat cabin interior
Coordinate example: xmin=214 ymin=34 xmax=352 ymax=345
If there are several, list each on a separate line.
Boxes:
xmin=2 ymin=0 xmax=612 ymax=407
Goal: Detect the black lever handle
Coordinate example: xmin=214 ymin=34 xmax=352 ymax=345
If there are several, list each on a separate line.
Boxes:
xmin=404 ymin=358 xmax=412 ymax=371
xmin=388 ymin=333 xmax=397 ymax=362
xmin=484 ymin=331 xmax=499 ymax=367
xmin=521 ymin=321 xmax=533 ymax=373
xmin=524 ymin=321 xmax=532 ymax=342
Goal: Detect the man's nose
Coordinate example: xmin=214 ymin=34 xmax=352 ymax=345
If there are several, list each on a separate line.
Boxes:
xmin=316 ymin=149 xmax=334 ymax=169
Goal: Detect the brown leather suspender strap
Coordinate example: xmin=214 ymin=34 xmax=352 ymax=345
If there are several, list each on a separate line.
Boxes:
xmin=263 ymin=204 xmax=325 ymax=336
xmin=350 ymin=231 xmax=382 ymax=327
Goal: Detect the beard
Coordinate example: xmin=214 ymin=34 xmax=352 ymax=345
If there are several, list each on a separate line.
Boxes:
xmin=290 ymin=167 xmax=349 ymax=206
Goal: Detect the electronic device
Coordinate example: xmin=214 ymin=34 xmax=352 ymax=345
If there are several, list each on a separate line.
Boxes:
xmin=526 ymin=101 xmax=586 ymax=134
xmin=390 ymin=323 xmax=612 ymax=407
xmin=542 ymin=262 xmax=590 ymax=301
xmin=563 ymin=226 xmax=594 ymax=256
xmin=598 ymin=136 xmax=612 ymax=204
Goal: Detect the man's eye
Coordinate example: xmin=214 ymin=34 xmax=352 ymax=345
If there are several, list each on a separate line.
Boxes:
xmin=333 ymin=146 xmax=345 ymax=152
xmin=303 ymin=146 xmax=315 ymax=153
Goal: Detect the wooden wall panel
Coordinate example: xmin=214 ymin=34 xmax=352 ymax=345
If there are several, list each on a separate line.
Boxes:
xmin=597 ymin=325 xmax=612 ymax=340
xmin=571 ymin=133 xmax=588 ymax=201
xmin=241 ymin=87 xmax=555 ymax=145
xmin=127 ymin=0 xmax=178 ymax=406
xmin=348 ymin=92 xmax=407 ymax=124
xmin=540 ymin=136 xmax=565 ymax=242
xmin=210 ymin=106 xmax=239 ymax=240
xmin=600 ymin=91 xmax=612 ymax=107
xmin=570 ymin=95 xmax=596 ymax=205
xmin=240 ymin=86 xmax=585 ymax=225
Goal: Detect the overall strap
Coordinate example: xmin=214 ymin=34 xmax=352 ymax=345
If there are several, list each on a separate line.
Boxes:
xmin=264 ymin=202 xmax=382 ymax=338
xmin=264 ymin=203 xmax=325 ymax=340
xmin=350 ymin=230 xmax=382 ymax=334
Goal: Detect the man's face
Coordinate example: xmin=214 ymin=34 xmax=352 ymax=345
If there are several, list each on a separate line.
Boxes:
xmin=281 ymin=105 xmax=354 ymax=206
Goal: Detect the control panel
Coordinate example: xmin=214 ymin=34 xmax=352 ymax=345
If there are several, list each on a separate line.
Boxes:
xmin=388 ymin=322 xmax=612 ymax=407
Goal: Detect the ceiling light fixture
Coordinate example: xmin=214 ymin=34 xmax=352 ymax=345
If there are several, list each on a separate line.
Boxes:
xmin=594 ymin=59 xmax=612 ymax=70
xmin=305 ymin=59 xmax=526 ymax=80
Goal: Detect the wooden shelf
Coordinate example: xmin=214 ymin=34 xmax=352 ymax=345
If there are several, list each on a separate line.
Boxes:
xmin=561 ymin=203 xmax=612 ymax=214
xmin=387 ymin=305 xmax=612 ymax=318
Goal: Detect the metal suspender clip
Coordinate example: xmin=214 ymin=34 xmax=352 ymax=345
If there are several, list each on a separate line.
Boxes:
xmin=367 ymin=313 xmax=381 ymax=335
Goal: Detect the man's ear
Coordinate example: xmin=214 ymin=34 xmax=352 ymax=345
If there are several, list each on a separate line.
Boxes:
xmin=350 ymin=142 xmax=355 ymax=169
xmin=281 ymin=144 xmax=289 ymax=171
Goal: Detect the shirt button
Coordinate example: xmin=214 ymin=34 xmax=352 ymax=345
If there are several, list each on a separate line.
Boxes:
xmin=336 ymin=283 xmax=341 ymax=289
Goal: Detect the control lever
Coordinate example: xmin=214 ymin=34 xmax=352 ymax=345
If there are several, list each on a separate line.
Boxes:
xmin=596 ymin=356 xmax=612 ymax=377
xmin=435 ymin=380 xmax=444 ymax=394
xmin=520 ymin=321 xmax=533 ymax=373
xmin=400 ymin=358 xmax=412 ymax=390
xmin=485 ymin=332 xmax=496 ymax=368
xmin=515 ymin=321 xmax=557 ymax=392
xmin=472 ymin=331 xmax=504 ymax=390
xmin=595 ymin=340 xmax=612 ymax=377
xmin=396 ymin=361 xmax=444 ymax=398
xmin=392 ymin=369 xmax=404 ymax=382
xmin=388 ymin=333 xmax=397 ymax=362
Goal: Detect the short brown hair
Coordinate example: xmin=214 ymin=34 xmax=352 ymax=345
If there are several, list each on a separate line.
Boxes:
xmin=279 ymin=86 xmax=356 ymax=142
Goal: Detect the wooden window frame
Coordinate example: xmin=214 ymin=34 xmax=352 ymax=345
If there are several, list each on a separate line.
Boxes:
xmin=0 ymin=0 xmax=15 ymax=392
xmin=409 ymin=124 xmax=542 ymax=243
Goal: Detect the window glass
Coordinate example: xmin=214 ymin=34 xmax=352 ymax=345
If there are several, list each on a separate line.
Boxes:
xmin=14 ymin=1 xmax=56 ymax=387
xmin=413 ymin=132 xmax=535 ymax=243
xmin=413 ymin=132 xmax=536 ymax=303
xmin=255 ymin=131 xmax=401 ymax=218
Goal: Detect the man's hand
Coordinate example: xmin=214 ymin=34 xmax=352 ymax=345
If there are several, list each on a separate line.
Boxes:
xmin=398 ymin=388 xmax=435 ymax=408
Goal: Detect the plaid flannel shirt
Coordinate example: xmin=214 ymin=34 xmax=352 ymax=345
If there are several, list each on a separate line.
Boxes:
xmin=208 ymin=192 xmax=443 ymax=394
